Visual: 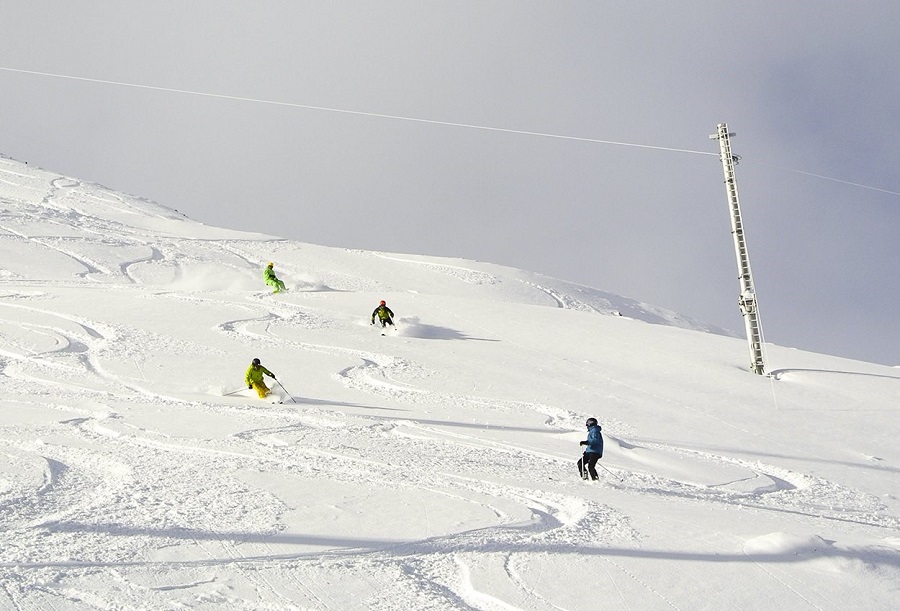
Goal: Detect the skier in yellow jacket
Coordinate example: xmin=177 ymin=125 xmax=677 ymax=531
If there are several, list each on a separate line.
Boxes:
xmin=245 ymin=358 xmax=277 ymax=399
xmin=263 ymin=262 xmax=286 ymax=293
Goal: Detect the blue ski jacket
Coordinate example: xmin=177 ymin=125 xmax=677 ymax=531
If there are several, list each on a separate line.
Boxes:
xmin=583 ymin=424 xmax=603 ymax=456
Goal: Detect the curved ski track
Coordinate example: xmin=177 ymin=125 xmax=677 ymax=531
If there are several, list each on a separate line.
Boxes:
xmin=1 ymin=166 xmax=897 ymax=609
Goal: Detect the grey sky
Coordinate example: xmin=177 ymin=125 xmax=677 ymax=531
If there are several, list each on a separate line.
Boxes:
xmin=2 ymin=2 xmax=898 ymax=365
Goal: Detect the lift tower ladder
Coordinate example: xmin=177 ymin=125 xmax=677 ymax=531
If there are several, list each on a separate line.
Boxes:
xmin=710 ymin=123 xmax=766 ymax=375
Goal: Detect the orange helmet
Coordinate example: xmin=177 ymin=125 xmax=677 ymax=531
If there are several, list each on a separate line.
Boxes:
xmin=380 ymin=300 xmax=386 ymax=306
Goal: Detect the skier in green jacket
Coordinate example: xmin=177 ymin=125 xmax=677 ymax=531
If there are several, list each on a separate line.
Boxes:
xmin=371 ymin=300 xmax=395 ymax=327
xmin=245 ymin=358 xmax=277 ymax=399
xmin=264 ymin=262 xmax=286 ymax=293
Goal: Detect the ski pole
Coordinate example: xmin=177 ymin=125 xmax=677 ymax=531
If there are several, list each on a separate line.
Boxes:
xmin=223 ymin=388 xmax=246 ymax=397
xmin=275 ymin=379 xmax=298 ymax=403
xmin=598 ymin=461 xmax=622 ymax=481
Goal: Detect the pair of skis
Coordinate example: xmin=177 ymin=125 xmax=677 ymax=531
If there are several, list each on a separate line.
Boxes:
xmin=375 ymin=323 xmax=398 ymax=336
xmin=224 ymin=379 xmax=297 ymax=404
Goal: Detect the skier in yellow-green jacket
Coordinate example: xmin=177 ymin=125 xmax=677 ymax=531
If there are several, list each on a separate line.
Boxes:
xmin=245 ymin=358 xmax=277 ymax=399
xmin=371 ymin=300 xmax=394 ymax=328
xmin=264 ymin=262 xmax=286 ymax=293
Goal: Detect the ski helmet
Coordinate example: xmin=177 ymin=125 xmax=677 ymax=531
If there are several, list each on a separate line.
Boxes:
xmin=380 ymin=300 xmax=386 ymax=305
xmin=252 ymin=358 xmax=261 ymax=366
xmin=585 ymin=417 xmax=598 ymax=427
xmin=267 ymin=262 xmax=274 ymax=268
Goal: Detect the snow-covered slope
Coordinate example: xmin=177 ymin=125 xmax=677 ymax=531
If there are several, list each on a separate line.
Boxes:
xmin=1 ymin=156 xmax=898 ymax=610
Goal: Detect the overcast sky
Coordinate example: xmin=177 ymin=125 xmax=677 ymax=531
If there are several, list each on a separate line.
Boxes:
xmin=2 ymin=2 xmax=898 ymax=366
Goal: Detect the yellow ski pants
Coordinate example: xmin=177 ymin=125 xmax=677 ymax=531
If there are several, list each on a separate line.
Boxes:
xmin=251 ymin=381 xmax=269 ymax=399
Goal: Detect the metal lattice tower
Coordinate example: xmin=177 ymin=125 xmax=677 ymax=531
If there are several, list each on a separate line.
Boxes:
xmin=710 ymin=123 xmax=766 ymax=375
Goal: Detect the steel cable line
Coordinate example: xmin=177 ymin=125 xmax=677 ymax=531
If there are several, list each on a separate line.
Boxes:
xmin=2 ymin=66 xmax=898 ymax=197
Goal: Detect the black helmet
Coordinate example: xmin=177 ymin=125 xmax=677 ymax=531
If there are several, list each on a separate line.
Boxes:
xmin=252 ymin=358 xmax=261 ymax=366
xmin=585 ymin=417 xmax=598 ymax=427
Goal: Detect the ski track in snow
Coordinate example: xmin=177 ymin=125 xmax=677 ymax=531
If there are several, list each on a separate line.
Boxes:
xmin=4 ymin=285 xmax=892 ymax=607
xmin=1 ymin=162 xmax=898 ymax=609
xmin=371 ymin=253 xmax=500 ymax=286
xmin=2 ymin=288 xmax=894 ymax=608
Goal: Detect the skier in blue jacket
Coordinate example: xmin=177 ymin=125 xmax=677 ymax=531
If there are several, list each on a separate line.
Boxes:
xmin=577 ymin=417 xmax=604 ymax=480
